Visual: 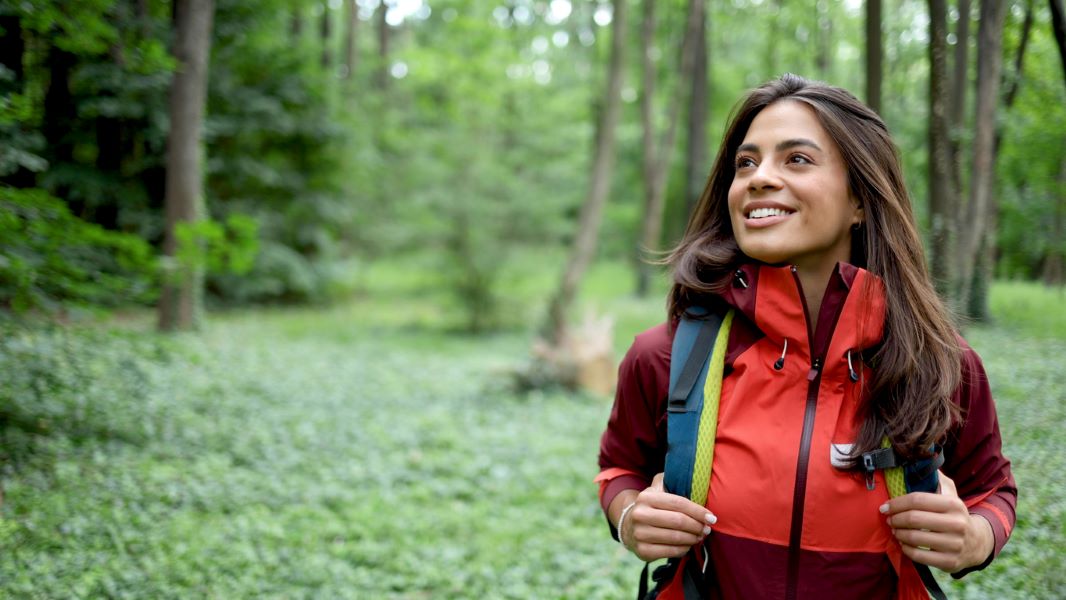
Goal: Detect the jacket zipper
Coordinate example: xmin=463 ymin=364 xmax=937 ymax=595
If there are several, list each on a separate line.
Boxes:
xmin=784 ymin=266 xmax=844 ymax=600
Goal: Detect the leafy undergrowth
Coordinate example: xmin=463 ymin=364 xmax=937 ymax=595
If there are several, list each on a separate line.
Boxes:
xmin=1 ymin=278 xmax=1063 ymax=598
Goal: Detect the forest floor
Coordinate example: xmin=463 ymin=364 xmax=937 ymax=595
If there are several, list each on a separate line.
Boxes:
xmin=1 ymin=259 xmax=1064 ymax=599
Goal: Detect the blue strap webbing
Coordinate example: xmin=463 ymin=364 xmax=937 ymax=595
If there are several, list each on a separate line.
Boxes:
xmin=664 ymin=309 xmax=723 ymax=500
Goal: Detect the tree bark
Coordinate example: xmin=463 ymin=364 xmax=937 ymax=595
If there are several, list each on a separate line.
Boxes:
xmin=955 ymin=0 xmax=1006 ymax=315
xmin=683 ymin=1 xmax=709 ymax=222
xmin=949 ymin=0 xmax=970 ymax=126
xmin=376 ymin=0 xmax=390 ymax=90
xmin=320 ymin=1 xmax=332 ymax=69
xmin=1 ymin=13 xmax=35 ymax=188
xmin=159 ymin=0 xmax=215 ymax=332
xmin=816 ymin=1 xmax=832 ymax=78
xmin=544 ymin=0 xmax=627 ymax=345
xmin=1005 ymin=0 xmax=1034 ymax=109
xmin=1043 ymin=158 xmax=1066 ymax=286
xmin=927 ymin=0 xmax=958 ymax=292
xmin=1050 ymin=0 xmax=1066 ymax=82
xmin=636 ymin=0 xmax=701 ymax=297
xmin=946 ymin=0 xmax=970 ymax=198
xmin=343 ymin=0 xmax=358 ymax=79
xmin=865 ymin=0 xmax=882 ymax=114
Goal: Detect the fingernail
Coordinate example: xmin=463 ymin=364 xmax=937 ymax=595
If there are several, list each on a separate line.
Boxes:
xmin=878 ymin=503 xmax=889 ymax=514
xmin=702 ymin=526 xmax=712 ymax=536
xmin=705 ymin=513 xmax=718 ymax=525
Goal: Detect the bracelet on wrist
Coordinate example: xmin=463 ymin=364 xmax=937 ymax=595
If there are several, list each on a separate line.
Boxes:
xmin=617 ymin=501 xmax=638 ymax=550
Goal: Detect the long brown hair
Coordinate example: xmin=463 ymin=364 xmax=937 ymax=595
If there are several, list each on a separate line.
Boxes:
xmin=668 ymin=74 xmax=961 ymax=461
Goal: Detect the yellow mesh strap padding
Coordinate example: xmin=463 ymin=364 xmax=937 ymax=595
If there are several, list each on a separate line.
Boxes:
xmin=882 ymin=436 xmax=907 ymax=498
xmin=689 ymin=309 xmax=734 ymax=507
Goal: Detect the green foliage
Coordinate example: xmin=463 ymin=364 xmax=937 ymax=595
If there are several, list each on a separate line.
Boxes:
xmin=0 ymin=323 xmax=173 ymax=463
xmin=0 ymin=270 xmax=1060 ymax=598
xmin=173 ymin=214 xmax=259 ymax=278
xmin=0 ymin=187 xmax=157 ymax=313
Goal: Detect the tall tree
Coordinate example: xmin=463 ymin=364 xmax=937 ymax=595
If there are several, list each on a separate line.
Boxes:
xmin=544 ymin=0 xmax=627 ymax=346
xmin=343 ymin=0 xmax=358 ymax=79
xmin=949 ymin=0 xmax=971 ymax=195
xmin=955 ymin=0 xmax=1006 ymax=316
xmin=0 ymin=12 xmax=36 ymax=188
xmin=1050 ymin=0 xmax=1066 ymax=81
xmin=320 ymin=1 xmax=332 ymax=69
xmin=927 ymin=0 xmax=958 ymax=291
xmin=159 ymin=0 xmax=215 ymax=331
xmin=683 ymin=0 xmax=709 ymax=221
xmin=636 ymin=0 xmax=701 ymax=297
xmin=865 ymin=0 xmax=882 ymax=114
xmin=376 ymin=0 xmax=390 ymax=90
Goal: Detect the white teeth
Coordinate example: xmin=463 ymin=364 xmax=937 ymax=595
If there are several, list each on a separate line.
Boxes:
xmin=747 ymin=207 xmax=791 ymax=219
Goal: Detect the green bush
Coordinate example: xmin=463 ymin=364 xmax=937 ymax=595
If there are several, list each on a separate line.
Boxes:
xmin=0 ymin=323 xmax=173 ymax=464
xmin=0 ymin=187 xmax=157 ymax=314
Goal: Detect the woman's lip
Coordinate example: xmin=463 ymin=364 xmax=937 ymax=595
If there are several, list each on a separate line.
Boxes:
xmin=743 ymin=213 xmax=792 ymax=228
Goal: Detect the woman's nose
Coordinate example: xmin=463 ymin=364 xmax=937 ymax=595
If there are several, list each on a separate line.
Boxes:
xmin=748 ymin=162 xmax=782 ymax=191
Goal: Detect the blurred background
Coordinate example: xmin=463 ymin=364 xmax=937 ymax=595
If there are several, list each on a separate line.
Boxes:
xmin=1 ymin=0 xmax=1064 ymax=598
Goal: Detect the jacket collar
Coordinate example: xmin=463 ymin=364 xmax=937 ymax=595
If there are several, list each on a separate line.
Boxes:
xmin=718 ymin=262 xmax=886 ymax=359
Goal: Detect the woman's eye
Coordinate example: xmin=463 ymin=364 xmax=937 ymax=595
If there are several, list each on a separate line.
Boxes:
xmin=788 ymin=154 xmax=812 ymax=165
xmin=736 ymin=156 xmax=756 ymax=169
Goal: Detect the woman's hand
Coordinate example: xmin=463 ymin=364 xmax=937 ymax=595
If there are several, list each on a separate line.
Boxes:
xmin=881 ymin=471 xmax=994 ymax=573
xmin=619 ymin=473 xmax=717 ymax=562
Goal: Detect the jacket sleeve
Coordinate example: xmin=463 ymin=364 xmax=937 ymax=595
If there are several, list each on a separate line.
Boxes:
xmin=942 ymin=343 xmax=1017 ymax=578
xmin=596 ymin=323 xmax=671 ymax=537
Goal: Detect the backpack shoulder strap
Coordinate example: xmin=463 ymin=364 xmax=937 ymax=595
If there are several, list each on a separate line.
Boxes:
xmin=664 ymin=308 xmax=734 ymax=505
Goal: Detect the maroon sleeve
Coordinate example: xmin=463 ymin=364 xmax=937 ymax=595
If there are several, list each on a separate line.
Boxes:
xmin=942 ymin=342 xmax=1017 ymax=578
xmin=597 ymin=322 xmax=672 ymax=516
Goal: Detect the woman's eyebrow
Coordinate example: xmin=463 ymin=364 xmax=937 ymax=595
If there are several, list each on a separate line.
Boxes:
xmin=776 ymin=138 xmax=823 ymax=152
xmin=736 ymin=138 xmax=823 ymax=155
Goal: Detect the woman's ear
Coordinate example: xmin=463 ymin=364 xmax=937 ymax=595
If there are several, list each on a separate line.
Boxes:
xmin=851 ymin=196 xmax=865 ymax=227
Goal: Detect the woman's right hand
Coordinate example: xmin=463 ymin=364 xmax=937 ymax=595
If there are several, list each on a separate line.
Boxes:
xmin=620 ymin=473 xmax=718 ymax=562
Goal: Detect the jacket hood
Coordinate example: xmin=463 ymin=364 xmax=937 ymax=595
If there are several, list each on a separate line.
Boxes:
xmin=717 ymin=262 xmax=887 ymax=363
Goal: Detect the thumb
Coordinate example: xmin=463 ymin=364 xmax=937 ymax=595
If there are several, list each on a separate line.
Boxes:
xmin=651 ymin=472 xmax=665 ymax=492
xmin=937 ymin=470 xmax=958 ymax=497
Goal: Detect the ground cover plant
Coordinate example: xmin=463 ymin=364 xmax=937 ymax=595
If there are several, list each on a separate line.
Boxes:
xmin=0 ymin=261 xmax=1063 ymax=598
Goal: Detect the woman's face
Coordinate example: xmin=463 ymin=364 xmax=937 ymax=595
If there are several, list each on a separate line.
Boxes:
xmin=727 ymin=100 xmax=863 ymax=277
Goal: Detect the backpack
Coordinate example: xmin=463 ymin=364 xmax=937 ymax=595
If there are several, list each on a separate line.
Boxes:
xmin=640 ymin=308 xmax=947 ymax=600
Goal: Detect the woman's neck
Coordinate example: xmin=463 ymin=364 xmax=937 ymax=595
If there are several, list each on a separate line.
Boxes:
xmin=794 ymin=262 xmax=839 ymax=331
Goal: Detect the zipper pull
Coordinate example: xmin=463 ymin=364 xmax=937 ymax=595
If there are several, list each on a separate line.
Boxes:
xmin=807 ymin=357 xmax=821 ymax=381
xmin=862 ymin=451 xmax=877 ymax=491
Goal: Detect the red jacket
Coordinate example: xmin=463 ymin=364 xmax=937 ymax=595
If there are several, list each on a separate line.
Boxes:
xmin=598 ymin=263 xmax=1016 ymax=599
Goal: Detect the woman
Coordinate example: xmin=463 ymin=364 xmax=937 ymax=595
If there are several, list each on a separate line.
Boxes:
xmin=596 ymin=75 xmax=1016 ymax=599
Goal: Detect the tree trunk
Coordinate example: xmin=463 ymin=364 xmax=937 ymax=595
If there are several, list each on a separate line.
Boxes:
xmin=1005 ymin=1 xmax=1034 ymax=109
xmin=948 ymin=0 xmax=970 ymax=196
xmin=159 ymin=0 xmax=215 ymax=332
xmin=683 ymin=1 xmax=709 ymax=222
xmin=1043 ymin=158 xmax=1066 ymax=286
xmin=1050 ymin=0 xmax=1066 ymax=81
xmin=955 ymin=0 xmax=1006 ymax=315
xmin=376 ymin=0 xmax=390 ymax=90
xmin=543 ymin=0 xmax=627 ymax=346
xmin=320 ymin=1 xmax=332 ymax=69
xmin=636 ymin=0 xmax=701 ymax=297
xmin=291 ymin=6 xmax=303 ymax=39
xmin=927 ymin=0 xmax=958 ymax=292
xmin=343 ymin=0 xmax=358 ymax=79
xmin=996 ymin=0 xmax=1034 ymax=155
xmin=865 ymin=0 xmax=882 ymax=114
xmin=94 ymin=114 xmax=122 ymax=229
xmin=950 ymin=0 xmax=970 ymax=124
xmin=1 ymin=13 xmax=35 ymax=188
xmin=816 ymin=1 xmax=832 ymax=78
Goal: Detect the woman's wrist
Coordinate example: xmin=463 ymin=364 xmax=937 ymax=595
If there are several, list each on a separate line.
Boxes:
xmin=617 ymin=500 xmax=638 ymax=550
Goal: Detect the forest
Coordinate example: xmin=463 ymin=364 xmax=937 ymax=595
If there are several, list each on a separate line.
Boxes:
xmin=1 ymin=0 xmax=1065 ymax=598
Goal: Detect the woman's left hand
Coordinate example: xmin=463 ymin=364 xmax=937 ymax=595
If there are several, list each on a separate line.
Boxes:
xmin=880 ymin=471 xmax=994 ymax=573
